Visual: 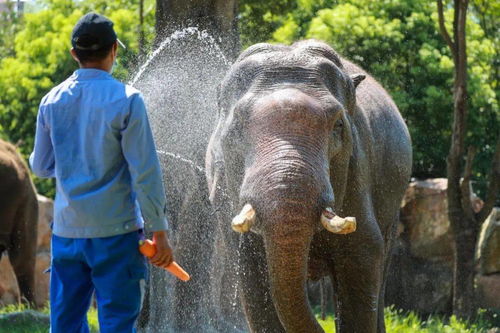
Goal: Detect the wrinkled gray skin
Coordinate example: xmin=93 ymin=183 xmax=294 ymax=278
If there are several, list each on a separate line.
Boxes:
xmin=206 ymin=40 xmax=412 ymax=333
xmin=0 ymin=139 xmax=38 ymax=304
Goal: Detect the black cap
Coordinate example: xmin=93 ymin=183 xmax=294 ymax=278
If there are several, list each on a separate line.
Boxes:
xmin=71 ymin=13 xmax=123 ymax=51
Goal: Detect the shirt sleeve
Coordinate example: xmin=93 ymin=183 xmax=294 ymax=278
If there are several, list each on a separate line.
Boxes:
xmin=29 ymin=105 xmax=55 ymax=178
xmin=121 ymin=93 xmax=169 ymax=232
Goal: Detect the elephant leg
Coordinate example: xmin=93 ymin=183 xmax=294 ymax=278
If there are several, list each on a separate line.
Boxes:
xmin=0 ymin=229 xmax=13 ymax=257
xmin=376 ymin=253 xmax=391 ymax=333
xmin=239 ymin=233 xmax=285 ymax=333
xmin=376 ymin=215 xmax=399 ymax=333
xmin=9 ymin=201 xmax=37 ymax=305
xmin=332 ymin=233 xmax=384 ymax=333
xmin=0 ymin=196 xmax=17 ymax=255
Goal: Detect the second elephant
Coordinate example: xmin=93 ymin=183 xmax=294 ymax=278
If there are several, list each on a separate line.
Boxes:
xmin=0 ymin=139 xmax=38 ymax=305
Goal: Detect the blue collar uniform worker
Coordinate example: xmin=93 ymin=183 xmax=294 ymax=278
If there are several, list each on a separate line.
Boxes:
xmin=30 ymin=12 xmax=173 ymax=333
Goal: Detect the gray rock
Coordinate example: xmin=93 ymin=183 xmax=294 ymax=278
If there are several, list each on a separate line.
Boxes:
xmin=400 ymin=178 xmax=454 ymax=260
xmin=385 ymin=240 xmax=453 ymax=316
xmin=476 ymin=274 xmax=500 ymax=310
xmin=36 ymin=194 xmax=53 ymax=252
xmin=400 ymin=178 xmax=483 ymax=261
xmin=477 ymin=208 xmax=500 ymax=275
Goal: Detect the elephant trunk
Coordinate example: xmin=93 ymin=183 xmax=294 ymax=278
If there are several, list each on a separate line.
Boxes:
xmin=264 ymin=222 xmax=324 ymax=333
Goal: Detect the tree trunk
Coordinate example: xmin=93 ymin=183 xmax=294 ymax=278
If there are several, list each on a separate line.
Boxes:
xmin=138 ymin=0 xmax=145 ymax=57
xmin=453 ymin=228 xmax=478 ymax=317
xmin=438 ymin=0 xmax=500 ymax=320
xmin=442 ymin=0 xmax=475 ymax=320
xmin=155 ymin=0 xmax=240 ymax=59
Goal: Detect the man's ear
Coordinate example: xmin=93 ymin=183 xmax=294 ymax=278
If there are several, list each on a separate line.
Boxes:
xmin=112 ymin=41 xmax=118 ymax=58
xmin=69 ymin=48 xmax=80 ymax=63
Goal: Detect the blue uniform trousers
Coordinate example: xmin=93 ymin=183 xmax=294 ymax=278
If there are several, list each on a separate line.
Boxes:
xmin=50 ymin=231 xmax=147 ymax=333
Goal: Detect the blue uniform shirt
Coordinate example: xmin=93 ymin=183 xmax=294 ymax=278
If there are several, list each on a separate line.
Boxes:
xmin=30 ymin=68 xmax=169 ymax=238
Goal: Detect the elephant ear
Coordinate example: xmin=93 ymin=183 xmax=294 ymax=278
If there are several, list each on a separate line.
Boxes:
xmin=208 ymin=162 xmax=225 ymax=205
xmin=206 ymin=129 xmax=229 ymax=210
xmin=206 ymin=141 xmax=220 ymax=205
xmin=207 ymin=159 xmax=235 ymax=229
xmin=216 ymin=83 xmax=222 ymax=112
xmin=351 ymin=74 xmax=366 ymax=88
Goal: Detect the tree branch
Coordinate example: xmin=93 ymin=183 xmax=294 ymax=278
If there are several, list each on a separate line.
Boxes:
xmin=476 ymin=137 xmax=500 ymax=223
xmin=456 ymin=0 xmax=469 ymax=70
xmin=460 ymin=146 xmax=476 ymax=222
xmin=437 ymin=0 xmax=456 ymax=54
xmin=453 ymin=0 xmax=460 ymax=48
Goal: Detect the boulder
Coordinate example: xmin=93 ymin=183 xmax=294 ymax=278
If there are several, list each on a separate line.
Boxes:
xmin=34 ymin=195 xmax=53 ymax=307
xmin=385 ymin=240 xmax=453 ymax=315
xmin=400 ymin=178 xmax=454 ymax=260
xmin=37 ymin=194 xmax=53 ymax=252
xmin=34 ymin=252 xmax=51 ymax=307
xmin=476 ymin=208 xmax=500 ymax=275
xmin=476 ymin=274 xmax=500 ymax=310
xmin=387 ymin=178 xmax=485 ymax=315
xmin=400 ymin=178 xmax=483 ymax=261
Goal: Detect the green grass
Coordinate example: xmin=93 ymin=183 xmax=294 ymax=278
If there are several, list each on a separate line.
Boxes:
xmin=0 ymin=304 xmax=498 ymax=332
xmin=317 ymin=306 xmax=499 ymax=332
xmin=0 ymin=303 xmax=99 ymax=333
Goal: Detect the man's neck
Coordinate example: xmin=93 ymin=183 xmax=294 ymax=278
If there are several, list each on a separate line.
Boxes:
xmin=79 ymin=62 xmax=110 ymax=72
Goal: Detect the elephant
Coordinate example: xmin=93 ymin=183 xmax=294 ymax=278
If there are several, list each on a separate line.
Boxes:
xmin=0 ymin=139 xmax=38 ymax=304
xmin=205 ymin=40 xmax=412 ymax=333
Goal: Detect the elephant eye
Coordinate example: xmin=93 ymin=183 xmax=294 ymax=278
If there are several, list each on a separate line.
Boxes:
xmin=334 ymin=119 xmax=344 ymax=129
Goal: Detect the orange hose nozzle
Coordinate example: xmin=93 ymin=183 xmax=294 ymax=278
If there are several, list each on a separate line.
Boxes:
xmin=139 ymin=239 xmax=190 ymax=282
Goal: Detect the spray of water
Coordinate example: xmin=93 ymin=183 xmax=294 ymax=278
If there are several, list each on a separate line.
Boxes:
xmin=131 ymin=27 xmax=245 ymax=332
xmin=156 ymin=150 xmax=205 ymax=173
xmin=130 ymin=27 xmax=230 ymax=87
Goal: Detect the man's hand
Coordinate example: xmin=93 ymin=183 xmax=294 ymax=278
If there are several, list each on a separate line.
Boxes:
xmin=150 ymin=231 xmax=174 ymax=267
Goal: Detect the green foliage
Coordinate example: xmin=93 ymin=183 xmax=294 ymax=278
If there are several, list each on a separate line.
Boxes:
xmin=1 ymin=0 xmax=498 ymax=199
xmin=239 ymin=0 xmax=338 ymax=48
xmin=0 ymin=2 xmax=23 ymax=58
xmin=0 ymin=6 xmax=82 ymax=196
xmin=238 ymin=0 xmax=294 ymax=49
xmin=258 ymin=0 xmax=498 ymax=196
xmin=0 ymin=0 xmax=155 ymax=197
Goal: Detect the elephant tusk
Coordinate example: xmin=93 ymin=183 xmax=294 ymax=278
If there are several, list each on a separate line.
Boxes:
xmin=321 ymin=207 xmax=356 ymax=234
xmin=232 ymin=204 xmax=256 ymax=233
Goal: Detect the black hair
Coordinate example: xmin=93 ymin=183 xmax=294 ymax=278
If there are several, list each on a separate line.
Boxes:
xmin=74 ymin=35 xmax=114 ymax=64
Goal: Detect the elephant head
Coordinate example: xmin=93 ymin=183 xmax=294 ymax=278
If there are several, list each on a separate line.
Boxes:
xmin=206 ymin=40 xmax=366 ymax=332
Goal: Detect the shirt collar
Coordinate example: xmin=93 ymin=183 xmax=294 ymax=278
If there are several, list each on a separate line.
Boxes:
xmin=71 ymin=68 xmax=113 ymax=81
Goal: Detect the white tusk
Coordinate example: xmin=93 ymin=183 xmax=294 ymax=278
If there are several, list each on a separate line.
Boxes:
xmin=232 ymin=204 xmax=256 ymax=233
xmin=321 ymin=207 xmax=356 ymax=234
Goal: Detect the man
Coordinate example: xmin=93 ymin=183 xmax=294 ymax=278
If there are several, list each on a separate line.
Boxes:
xmin=30 ymin=13 xmax=173 ymax=333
